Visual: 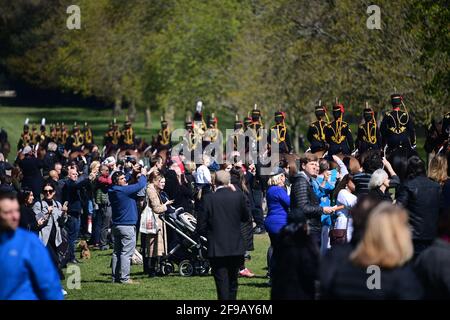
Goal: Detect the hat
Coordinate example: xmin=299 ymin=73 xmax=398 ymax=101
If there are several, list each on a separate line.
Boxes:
xmin=22 ymin=146 xmax=33 ymax=155
xmin=102 ymin=156 xmax=116 ymax=166
xmin=251 ymin=104 xmax=261 ymax=120
xmin=391 ymin=94 xmax=403 ymax=106
xmin=275 ymin=111 xmax=285 ymax=120
xmin=269 ymin=166 xmax=285 ymax=177
xmin=333 ymin=103 xmax=344 ymax=113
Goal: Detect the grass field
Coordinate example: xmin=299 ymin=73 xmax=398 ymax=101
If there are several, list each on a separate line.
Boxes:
xmin=62 ymin=234 xmax=271 ymax=300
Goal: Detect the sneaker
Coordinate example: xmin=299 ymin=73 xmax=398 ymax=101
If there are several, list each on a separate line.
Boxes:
xmin=122 ymin=279 xmax=140 ymax=285
xmin=62 ymin=289 xmax=67 ymax=296
xmin=244 ymin=253 xmax=252 ymax=261
xmin=99 ymin=245 xmax=109 ymax=251
xmin=239 ymin=268 xmax=255 ymax=278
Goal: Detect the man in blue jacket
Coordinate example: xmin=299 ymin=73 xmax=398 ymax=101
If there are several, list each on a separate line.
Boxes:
xmin=0 ymin=189 xmax=63 ymax=300
xmin=109 ymin=165 xmax=147 ymax=284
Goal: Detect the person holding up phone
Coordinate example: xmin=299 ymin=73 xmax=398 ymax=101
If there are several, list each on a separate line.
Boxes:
xmin=33 ymin=181 xmax=68 ymax=280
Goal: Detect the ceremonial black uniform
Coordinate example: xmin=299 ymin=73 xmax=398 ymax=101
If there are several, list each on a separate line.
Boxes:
xmin=83 ymin=123 xmax=94 ymax=148
xmin=307 ymin=105 xmax=328 ymax=153
xmin=324 ymin=104 xmax=354 ymax=156
xmin=269 ymin=111 xmax=293 ymax=154
xmin=18 ymin=124 xmax=32 ymax=150
xmin=65 ymin=124 xmax=84 ymax=152
xmin=380 ymin=94 xmax=416 ymax=153
xmin=157 ymin=119 xmax=171 ymax=150
xmin=121 ymin=120 xmax=135 ymax=150
xmin=356 ymin=107 xmax=382 ymax=155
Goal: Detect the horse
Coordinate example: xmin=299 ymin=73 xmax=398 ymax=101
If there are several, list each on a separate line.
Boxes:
xmin=386 ymin=146 xmax=418 ymax=182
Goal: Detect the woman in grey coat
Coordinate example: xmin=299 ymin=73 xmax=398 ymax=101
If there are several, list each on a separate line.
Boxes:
xmin=33 ymin=181 xmax=68 ymax=279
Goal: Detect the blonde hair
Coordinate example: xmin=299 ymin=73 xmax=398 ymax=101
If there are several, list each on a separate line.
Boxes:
xmin=428 ymin=155 xmax=448 ymax=185
xmin=350 ymin=203 xmax=413 ymax=269
xmin=268 ymin=173 xmax=284 ymax=186
xmin=90 ymin=161 xmax=101 ymax=172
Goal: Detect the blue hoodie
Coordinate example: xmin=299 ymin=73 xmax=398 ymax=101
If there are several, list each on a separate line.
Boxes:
xmin=108 ymin=175 xmax=147 ymax=226
xmin=0 ymin=228 xmax=63 ymax=300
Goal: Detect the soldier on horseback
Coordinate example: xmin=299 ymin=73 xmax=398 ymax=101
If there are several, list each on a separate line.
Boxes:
xmin=18 ymin=118 xmax=32 ymax=151
xmin=37 ymin=118 xmax=50 ymax=148
xmin=121 ymin=117 xmax=135 ymax=150
xmin=307 ymin=103 xmax=329 ymax=154
xmin=83 ymin=122 xmax=94 ymax=149
xmin=380 ymin=93 xmax=416 ymax=156
xmin=30 ymin=123 xmax=39 ymax=147
xmin=204 ymin=113 xmax=219 ymax=147
xmin=65 ymin=122 xmax=85 ymax=153
xmin=324 ymin=101 xmax=354 ymax=157
xmin=356 ymin=103 xmax=382 ymax=156
xmin=49 ymin=124 xmax=58 ymax=144
xmin=156 ymin=116 xmax=171 ymax=151
xmin=269 ymin=111 xmax=293 ymax=155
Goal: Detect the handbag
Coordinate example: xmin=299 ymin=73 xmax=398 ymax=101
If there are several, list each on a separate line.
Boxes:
xmin=139 ymin=193 xmax=158 ymax=235
xmin=329 ymin=214 xmax=349 ymax=246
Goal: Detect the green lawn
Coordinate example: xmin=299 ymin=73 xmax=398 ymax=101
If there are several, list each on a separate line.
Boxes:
xmin=62 ymin=234 xmax=271 ymax=300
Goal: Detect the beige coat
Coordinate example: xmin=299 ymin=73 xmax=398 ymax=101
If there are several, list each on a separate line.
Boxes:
xmin=146 ymin=183 xmax=168 ymax=257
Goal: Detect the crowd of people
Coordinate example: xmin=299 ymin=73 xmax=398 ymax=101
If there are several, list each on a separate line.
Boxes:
xmin=0 ymin=94 xmax=449 ymax=300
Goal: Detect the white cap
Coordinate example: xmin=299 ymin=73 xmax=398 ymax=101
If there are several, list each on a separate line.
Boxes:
xmin=102 ymin=156 xmax=116 ymax=166
xmin=22 ymin=146 xmax=33 ymax=155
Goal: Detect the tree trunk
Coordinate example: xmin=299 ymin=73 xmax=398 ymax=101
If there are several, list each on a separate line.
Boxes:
xmin=145 ymin=107 xmax=151 ymax=129
xmin=128 ymin=99 xmax=137 ymax=122
xmin=166 ymin=106 xmax=175 ymax=129
xmin=113 ymin=97 xmax=122 ymax=116
xmin=293 ymin=124 xmax=300 ymax=154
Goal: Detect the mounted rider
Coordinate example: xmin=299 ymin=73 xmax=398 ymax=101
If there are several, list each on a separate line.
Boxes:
xmin=65 ymin=122 xmax=85 ymax=153
xmin=380 ymin=93 xmax=416 ymax=155
xmin=120 ymin=117 xmax=135 ymax=150
xmin=307 ymin=102 xmax=329 ymax=154
xmin=18 ymin=118 xmax=32 ymax=151
xmin=269 ymin=110 xmax=293 ymax=154
xmin=356 ymin=103 xmax=382 ymax=156
xmin=83 ymin=122 xmax=94 ymax=149
xmin=156 ymin=115 xmax=171 ymax=151
xmin=324 ymin=100 xmax=354 ymax=157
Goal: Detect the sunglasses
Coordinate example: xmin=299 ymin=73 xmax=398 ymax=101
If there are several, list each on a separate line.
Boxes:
xmin=44 ymin=189 xmax=55 ymax=194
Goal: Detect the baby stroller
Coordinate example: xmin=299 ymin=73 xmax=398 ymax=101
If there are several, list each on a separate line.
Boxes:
xmin=159 ymin=208 xmax=210 ymax=277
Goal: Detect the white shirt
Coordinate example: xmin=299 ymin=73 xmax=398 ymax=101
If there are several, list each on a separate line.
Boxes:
xmin=194 ymin=165 xmax=211 ymax=184
xmin=335 ymin=188 xmax=357 ymax=241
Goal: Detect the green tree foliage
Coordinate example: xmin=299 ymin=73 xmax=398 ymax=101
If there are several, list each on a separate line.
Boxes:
xmin=1 ymin=0 xmax=448 ymax=137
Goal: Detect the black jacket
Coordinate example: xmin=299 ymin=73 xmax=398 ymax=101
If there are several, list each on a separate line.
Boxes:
xmin=320 ymin=244 xmax=424 ymax=300
xmin=289 ymin=172 xmax=322 ymax=233
xmin=164 ymin=170 xmax=194 ymax=213
xmin=17 ymin=156 xmax=44 ymax=200
xmin=197 ymin=187 xmax=250 ymax=258
xmin=368 ymin=188 xmax=393 ymax=202
xmin=62 ymin=175 xmax=90 ymax=216
xmin=396 ymin=176 xmax=441 ymax=241
xmin=271 ymin=224 xmax=319 ymax=300
xmin=414 ymin=239 xmax=450 ymax=299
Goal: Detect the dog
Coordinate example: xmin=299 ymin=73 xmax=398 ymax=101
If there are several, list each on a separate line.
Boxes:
xmin=79 ymin=240 xmax=91 ymax=260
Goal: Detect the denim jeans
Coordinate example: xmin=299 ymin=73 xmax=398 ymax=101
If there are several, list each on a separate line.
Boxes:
xmin=65 ymin=214 xmax=81 ymax=261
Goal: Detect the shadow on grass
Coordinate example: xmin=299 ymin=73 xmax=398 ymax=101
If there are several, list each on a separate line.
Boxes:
xmin=81 ymin=279 xmax=113 ymax=284
xmin=240 ymin=282 xmax=271 ymax=288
